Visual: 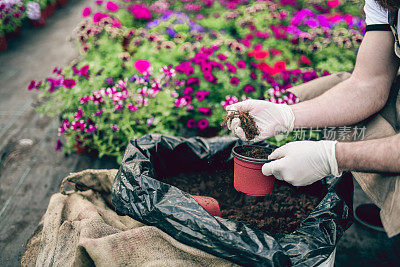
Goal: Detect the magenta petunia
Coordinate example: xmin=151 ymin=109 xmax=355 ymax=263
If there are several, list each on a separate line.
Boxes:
xmin=111 ymin=124 xmax=120 ymax=131
xmin=129 ymin=4 xmax=152 ymax=20
xmin=183 ymin=86 xmax=193 ymax=94
xmin=230 ymin=77 xmax=240 ymax=86
xmin=111 ymin=18 xmax=122 ymax=28
xmin=134 ymin=59 xmax=151 ymax=74
xmin=226 ymin=63 xmax=237 ymax=73
xmin=243 ymin=84 xmax=255 ymax=93
xmin=198 ymin=107 xmax=212 ymax=116
xmin=250 ymin=72 xmax=257 ymax=80
xmin=197 ymin=119 xmax=209 ymax=130
xmin=82 ymin=6 xmax=91 ymax=17
xmin=75 ymin=107 xmax=83 ymax=120
xmin=195 ymin=90 xmax=210 ymax=102
xmin=93 ymin=12 xmax=109 ymax=23
xmin=27 ymin=80 xmax=36 ymax=90
xmin=63 ymin=78 xmax=76 ymax=89
xmin=203 ymin=72 xmax=215 ymax=82
xmin=217 ymin=54 xmax=227 ymax=61
xmin=186 ymin=77 xmax=200 ymax=86
xmin=237 ymin=60 xmax=246 ymax=69
xmin=201 ymin=63 xmax=213 ymax=73
xmin=95 ymin=0 xmax=103 ymax=5
xmin=186 ymin=119 xmax=196 ymax=128
xmin=106 ymin=1 xmax=119 ymax=12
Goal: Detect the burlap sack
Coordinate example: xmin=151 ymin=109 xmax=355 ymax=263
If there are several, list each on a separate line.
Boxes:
xmin=289 ymin=73 xmax=400 ymax=238
xmin=21 ymin=169 xmax=236 ymax=267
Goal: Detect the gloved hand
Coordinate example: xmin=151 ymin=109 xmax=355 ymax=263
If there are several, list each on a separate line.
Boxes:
xmin=262 ymin=140 xmax=342 ymax=186
xmin=226 ymin=100 xmax=295 ymax=142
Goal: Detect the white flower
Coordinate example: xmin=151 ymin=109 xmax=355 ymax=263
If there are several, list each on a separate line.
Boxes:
xmin=26 ymin=1 xmax=41 ymax=20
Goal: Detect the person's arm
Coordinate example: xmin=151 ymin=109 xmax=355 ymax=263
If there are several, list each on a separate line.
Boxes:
xmin=336 ymin=134 xmax=400 ymax=173
xmin=292 ymin=31 xmax=399 ymax=128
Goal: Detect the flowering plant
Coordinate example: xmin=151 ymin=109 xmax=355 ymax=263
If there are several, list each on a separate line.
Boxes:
xmin=0 ymin=0 xmax=25 ymax=34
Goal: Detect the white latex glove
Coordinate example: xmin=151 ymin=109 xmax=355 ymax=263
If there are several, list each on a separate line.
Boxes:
xmin=226 ymin=99 xmax=295 ymax=142
xmin=262 ymin=140 xmax=342 ymax=186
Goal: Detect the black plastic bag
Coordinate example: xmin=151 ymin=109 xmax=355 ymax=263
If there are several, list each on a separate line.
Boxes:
xmin=112 ymin=134 xmax=353 ymax=266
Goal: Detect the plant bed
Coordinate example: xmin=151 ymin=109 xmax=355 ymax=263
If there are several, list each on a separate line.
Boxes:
xmin=5 ymin=27 xmax=21 ymax=41
xmin=162 ymin=168 xmax=326 ymax=234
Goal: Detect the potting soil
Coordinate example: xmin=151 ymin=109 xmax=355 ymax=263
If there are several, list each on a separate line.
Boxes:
xmin=235 ymin=145 xmax=270 ymax=159
xmin=224 ymin=111 xmax=260 ymax=141
xmin=162 ymin=168 xmax=325 ymax=234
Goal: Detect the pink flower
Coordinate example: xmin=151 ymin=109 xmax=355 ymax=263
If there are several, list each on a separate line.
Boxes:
xmin=243 ymin=84 xmax=255 ymax=93
xmin=204 ymin=72 xmax=216 ymax=83
xmin=112 ymin=18 xmax=122 ymax=28
xmin=327 ymin=0 xmax=340 ymax=8
xmin=183 ymin=87 xmax=193 ymax=94
xmin=27 ymin=80 xmax=36 ymax=90
xmin=63 ymin=79 xmax=76 ymax=89
xmin=82 ymin=7 xmax=91 ymax=17
xmin=197 ymin=119 xmax=209 ymax=130
xmin=299 ymin=55 xmax=312 ymax=65
xmin=85 ymin=125 xmax=98 ymax=133
xmin=95 ymin=0 xmax=103 ymax=5
xmin=201 ymin=63 xmax=213 ymax=73
xmin=73 ymin=65 xmax=90 ymax=78
xmin=129 ymin=4 xmax=152 ymax=20
xmin=187 ymin=119 xmax=196 ymax=128
xmin=225 ymin=63 xmax=237 ymax=73
xmin=93 ymin=109 xmax=104 ymax=116
xmin=134 ymin=59 xmax=151 ymax=74
xmin=217 ymin=54 xmax=227 ymax=61
xmin=198 ymin=107 xmax=212 ymax=116
xmin=106 ymin=1 xmax=119 ymax=12
xmin=93 ymin=12 xmax=109 ymax=23
xmin=237 ymin=60 xmax=246 ymax=69
xmin=127 ymin=103 xmax=138 ymax=111
xmin=147 ymin=117 xmax=154 ymax=126
xmin=187 ymin=77 xmax=200 ymax=86
xmin=221 ymin=96 xmax=239 ymax=108
xmin=195 ymin=90 xmax=210 ymax=101
xmin=230 ymin=77 xmax=240 ymax=86
xmin=75 ymin=107 xmax=83 ymax=120
xmin=111 ymin=124 xmax=119 ymax=131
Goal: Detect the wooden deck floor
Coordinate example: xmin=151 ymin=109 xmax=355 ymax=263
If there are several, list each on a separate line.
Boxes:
xmin=0 ymin=0 xmax=399 ymax=265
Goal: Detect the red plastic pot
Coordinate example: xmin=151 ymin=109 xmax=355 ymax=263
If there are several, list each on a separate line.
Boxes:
xmin=192 ymin=195 xmax=222 ymax=217
xmin=232 ymin=145 xmax=275 ymax=196
xmin=5 ymin=27 xmax=21 ymax=41
xmin=0 ymin=36 xmax=7 ymax=51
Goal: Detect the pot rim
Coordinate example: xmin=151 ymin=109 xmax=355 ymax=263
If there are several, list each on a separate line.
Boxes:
xmin=232 ymin=145 xmax=274 ymax=164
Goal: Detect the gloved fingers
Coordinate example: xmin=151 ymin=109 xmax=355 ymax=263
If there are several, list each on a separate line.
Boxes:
xmin=268 ymin=146 xmax=287 ymax=160
xmin=228 ymin=117 xmax=240 ymax=131
xmin=233 ymin=126 xmax=247 ymax=141
xmin=262 ymin=159 xmax=283 ymax=178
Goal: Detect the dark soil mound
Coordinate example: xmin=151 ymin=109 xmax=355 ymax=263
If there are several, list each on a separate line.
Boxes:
xmin=224 ymin=111 xmax=260 ymax=141
xmin=162 ymin=169 xmax=325 ymax=234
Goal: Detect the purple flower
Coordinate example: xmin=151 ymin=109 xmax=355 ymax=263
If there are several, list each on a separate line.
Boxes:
xmin=243 ymin=84 xmax=255 ymax=93
xmin=166 ymin=28 xmax=176 ymax=37
xmin=203 ymin=72 xmax=216 ymax=82
xmin=250 ymin=72 xmax=257 ymax=80
xmin=198 ymin=107 xmax=212 ymax=116
xmin=230 ymin=77 xmax=240 ymax=86
xmin=75 ymin=107 xmax=83 ymax=120
xmin=237 ymin=60 xmax=246 ymax=69
xmin=226 ymin=63 xmax=237 ymax=73
xmin=183 ymin=86 xmax=193 ymax=94
xmin=63 ymin=79 xmax=76 ymax=89
xmin=186 ymin=119 xmax=196 ymax=128
xmin=195 ymin=90 xmax=210 ymax=101
xmin=85 ymin=125 xmax=98 ymax=133
xmin=217 ymin=54 xmax=227 ymax=61
xmin=186 ymin=77 xmax=200 ymax=86
xmin=201 ymin=63 xmax=212 ymax=73
xmin=105 ymin=77 xmax=114 ymax=85
xmin=197 ymin=119 xmax=209 ymax=130
xmin=55 ymin=139 xmax=63 ymax=151
xmin=111 ymin=124 xmax=119 ymax=132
